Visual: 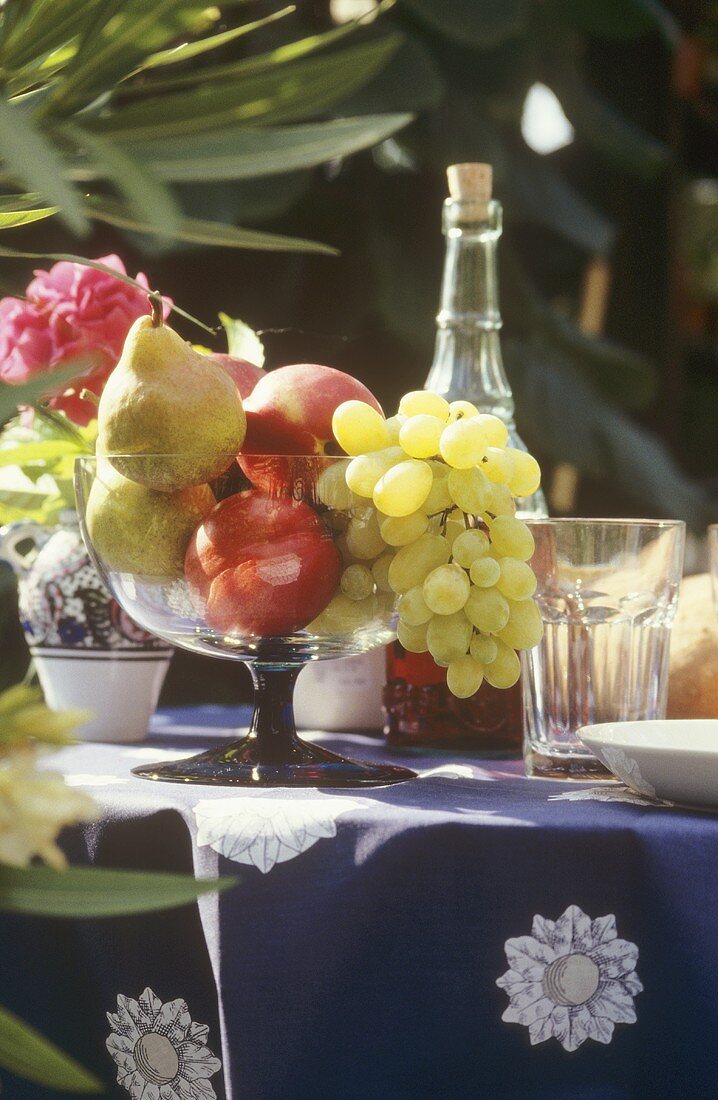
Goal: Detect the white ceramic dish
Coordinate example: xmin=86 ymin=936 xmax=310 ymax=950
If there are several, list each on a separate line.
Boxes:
xmin=578 ymin=720 xmax=718 ymax=808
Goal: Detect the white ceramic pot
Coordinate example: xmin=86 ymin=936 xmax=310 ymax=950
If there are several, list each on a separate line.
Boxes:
xmin=0 ymin=514 xmax=172 ymax=742
xmin=294 ymin=648 xmax=386 ymax=732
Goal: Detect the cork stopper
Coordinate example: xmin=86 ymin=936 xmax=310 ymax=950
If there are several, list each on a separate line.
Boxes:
xmin=446 ymin=163 xmax=492 ymax=221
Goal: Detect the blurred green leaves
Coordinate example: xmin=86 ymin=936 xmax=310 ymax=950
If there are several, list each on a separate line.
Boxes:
xmin=0 ymin=0 xmax=410 ymax=249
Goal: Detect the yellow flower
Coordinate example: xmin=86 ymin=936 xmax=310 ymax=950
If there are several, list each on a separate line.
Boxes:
xmin=0 ymin=748 xmax=98 ymax=869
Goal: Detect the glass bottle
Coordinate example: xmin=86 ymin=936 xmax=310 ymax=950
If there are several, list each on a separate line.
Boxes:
xmin=384 ymin=163 xmax=547 ymax=751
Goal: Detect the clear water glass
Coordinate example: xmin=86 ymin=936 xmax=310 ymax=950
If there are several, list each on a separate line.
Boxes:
xmin=522 ymin=519 xmax=685 ymax=779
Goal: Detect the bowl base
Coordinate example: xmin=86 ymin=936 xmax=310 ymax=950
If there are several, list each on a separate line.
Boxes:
xmin=131 ymin=735 xmax=416 ymax=788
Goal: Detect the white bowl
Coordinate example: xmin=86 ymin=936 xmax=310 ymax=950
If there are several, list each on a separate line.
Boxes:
xmin=578 ymin=720 xmax=718 ymax=807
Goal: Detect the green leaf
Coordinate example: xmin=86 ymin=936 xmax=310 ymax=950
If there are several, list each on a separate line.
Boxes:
xmin=67 ymin=123 xmax=180 ymax=240
xmin=0 ymin=1002 xmax=101 ymax=1092
xmin=43 ymin=0 xmax=194 ymax=114
xmin=87 ymin=114 xmax=414 ymax=183
xmin=0 ymin=439 xmax=84 ymax=466
xmin=0 ymin=192 xmax=45 ymax=211
xmin=220 ymin=312 xmax=264 ymax=365
xmin=0 ymin=0 xmax=100 ymax=73
xmin=0 ymin=369 xmax=77 ymax=425
xmin=0 ymin=864 xmax=237 ymax=917
xmin=87 ymin=35 xmax=403 ymax=139
xmin=0 ymin=97 xmax=87 ymax=233
xmin=402 ymin=0 xmax=529 ymax=49
xmin=86 ymin=195 xmax=339 ymax=254
xmin=139 ymin=6 xmax=295 ymax=71
xmin=29 ymin=403 xmax=91 ymax=447
xmin=0 ymin=486 xmax=62 ymax=512
xmin=0 ymin=206 xmax=57 ymax=229
xmin=124 ymin=11 xmax=381 ymax=95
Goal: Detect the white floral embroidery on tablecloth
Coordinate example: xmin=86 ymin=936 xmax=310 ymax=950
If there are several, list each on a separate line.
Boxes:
xmin=106 ymin=986 xmax=221 ymax=1099
xmin=496 ymin=904 xmax=643 ymax=1052
xmin=550 ymin=786 xmax=674 ymax=807
xmin=193 ymin=791 xmax=366 ymax=873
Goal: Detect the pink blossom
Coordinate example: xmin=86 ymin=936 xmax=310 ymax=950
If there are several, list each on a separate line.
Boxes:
xmin=0 ymin=254 xmax=171 ymax=425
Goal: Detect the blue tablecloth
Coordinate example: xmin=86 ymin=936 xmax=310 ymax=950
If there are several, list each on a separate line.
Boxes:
xmin=4 ymin=706 xmax=718 ymax=1100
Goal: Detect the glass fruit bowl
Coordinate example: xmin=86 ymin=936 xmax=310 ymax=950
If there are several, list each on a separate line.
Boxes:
xmin=74 ymin=453 xmax=415 ymax=787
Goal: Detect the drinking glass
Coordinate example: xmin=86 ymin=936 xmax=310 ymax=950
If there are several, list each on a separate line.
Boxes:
xmin=75 ymin=454 xmax=416 ymax=788
xmin=522 ymin=518 xmax=685 ymax=779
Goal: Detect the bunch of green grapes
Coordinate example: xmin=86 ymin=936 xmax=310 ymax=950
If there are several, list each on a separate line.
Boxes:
xmin=328 ymin=390 xmax=544 ymax=698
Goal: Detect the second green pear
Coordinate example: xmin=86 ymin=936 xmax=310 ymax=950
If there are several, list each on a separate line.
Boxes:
xmin=97 ymin=313 xmax=246 ymax=491
xmin=86 ymin=461 xmax=214 ymax=577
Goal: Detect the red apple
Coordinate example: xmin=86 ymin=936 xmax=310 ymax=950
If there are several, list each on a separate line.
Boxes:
xmin=211 ymin=353 xmax=265 ymax=401
xmin=241 ymin=363 xmax=383 ymax=455
xmin=185 ymin=490 xmax=341 ymax=636
xmin=239 ymin=363 xmax=382 ymax=493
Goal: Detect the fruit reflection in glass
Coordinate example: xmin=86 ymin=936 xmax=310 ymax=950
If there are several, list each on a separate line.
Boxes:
xmin=75 ymin=452 xmax=415 ymax=787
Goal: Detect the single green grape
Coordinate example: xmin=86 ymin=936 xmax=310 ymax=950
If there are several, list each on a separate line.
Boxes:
xmin=488 ymin=515 xmax=535 ymax=560
xmin=470 ymin=633 xmax=498 ymax=665
xmin=345 ymin=507 xmax=386 ymax=560
xmin=397 ymin=618 xmax=429 ymax=653
xmin=373 ymin=459 xmax=433 ymax=517
xmin=340 ymin=563 xmax=374 ymax=601
xmin=440 ymin=419 xmax=489 ymax=469
xmin=387 ymin=532 xmax=451 ymax=594
xmin=482 ymin=446 xmax=514 ymax=485
xmin=380 ymin=510 xmax=429 ymax=547
xmin=474 ymin=414 xmax=509 ymax=448
xmin=497 ymin=597 xmax=544 ymax=650
xmin=422 ymin=562 xmax=471 ymax=615
xmin=371 ymin=552 xmax=394 ymax=593
xmin=464 ymin=585 xmax=510 ymax=633
xmin=447 ymin=654 xmax=484 ymax=698
xmin=483 ymin=638 xmax=521 ymax=688
xmin=469 ymin=556 xmax=501 ymax=588
xmin=452 ymin=528 xmax=491 ymax=569
xmin=495 ymin=557 xmax=537 ymax=601
xmin=332 ymin=400 xmax=391 ymax=455
xmin=399 ymin=414 xmax=445 ymax=459
xmin=447 ymin=466 xmax=492 ymax=514
xmin=505 ymin=448 xmax=542 ymax=497
xmin=399 ymin=390 xmax=450 ymax=420
xmin=426 ymin=611 xmax=472 ymax=663
xmin=398 ymin=584 xmax=434 ymax=626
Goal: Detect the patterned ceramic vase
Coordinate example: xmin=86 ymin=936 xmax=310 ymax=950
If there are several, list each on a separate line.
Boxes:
xmin=0 ymin=513 xmax=172 ymax=742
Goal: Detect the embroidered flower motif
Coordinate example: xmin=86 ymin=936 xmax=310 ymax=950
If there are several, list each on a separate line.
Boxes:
xmin=550 ymin=786 xmax=672 ymax=807
xmin=600 ymin=746 xmax=657 ymax=799
xmin=193 ymin=792 xmax=365 ymax=873
xmin=106 ymin=986 xmax=221 ymax=1100
xmin=496 ymin=904 xmax=643 ymax=1052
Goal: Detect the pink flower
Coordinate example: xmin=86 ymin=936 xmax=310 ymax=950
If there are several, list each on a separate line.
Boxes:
xmin=0 ymin=254 xmax=171 ymax=425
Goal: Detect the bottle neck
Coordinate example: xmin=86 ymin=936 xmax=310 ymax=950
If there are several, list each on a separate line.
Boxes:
xmin=425 ymin=199 xmax=515 ymax=423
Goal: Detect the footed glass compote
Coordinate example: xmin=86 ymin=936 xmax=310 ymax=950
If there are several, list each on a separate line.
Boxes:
xmin=74 ymin=453 xmax=415 ymax=787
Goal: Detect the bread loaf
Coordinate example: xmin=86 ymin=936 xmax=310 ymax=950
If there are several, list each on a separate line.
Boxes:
xmin=667 ymin=573 xmax=718 ymax=718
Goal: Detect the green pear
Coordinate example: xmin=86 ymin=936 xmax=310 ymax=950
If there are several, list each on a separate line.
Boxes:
xmin=86 ymin=461 xmax=215 ymax=577
xmin=97 ymin=312 xmax=246 ymax=492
